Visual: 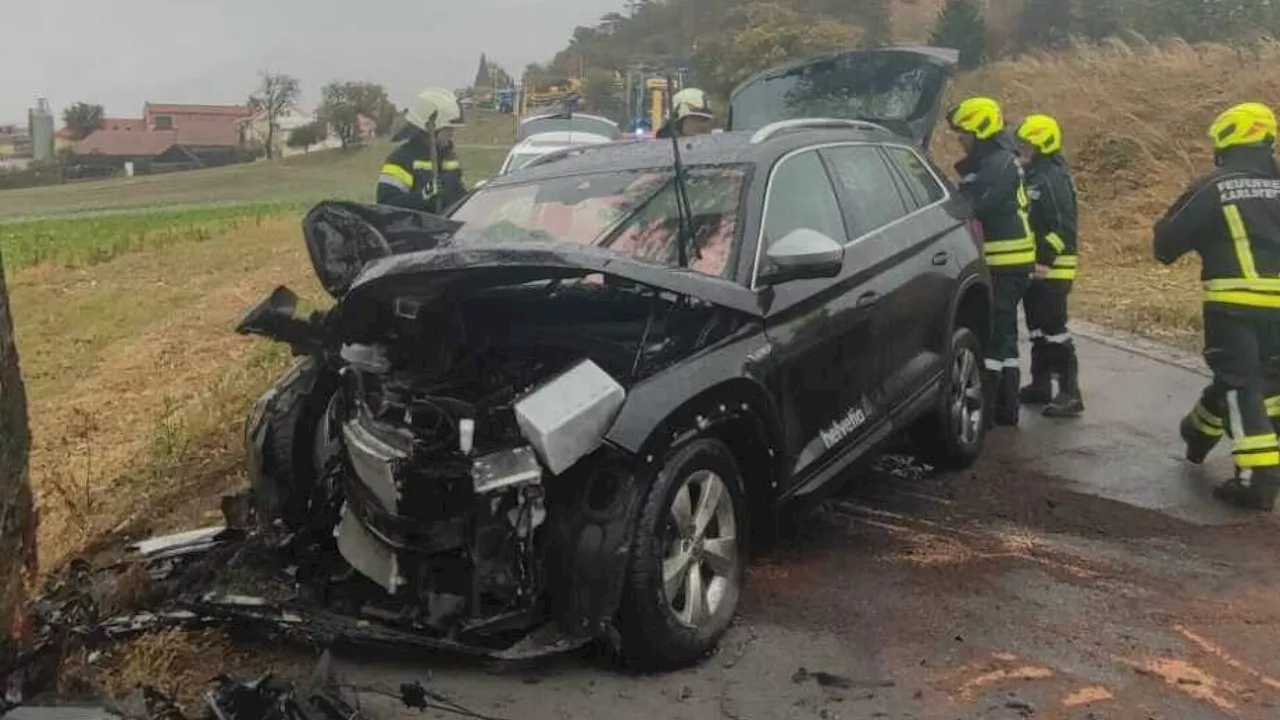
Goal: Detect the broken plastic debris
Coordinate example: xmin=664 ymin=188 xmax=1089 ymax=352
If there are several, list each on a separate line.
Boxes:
xmin=514 ymin=359 xmax=625 ymax=475
xmin=127 ymin=526 xmax=226 ymax=559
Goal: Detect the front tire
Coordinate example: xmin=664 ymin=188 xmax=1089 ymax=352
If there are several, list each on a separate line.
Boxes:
xmin=265 ymin=370 xmax=339 ymax=531
xmin=619 ymin=438 xmax=748 ymax=669
xmin=913 ymin=326 xmax=987 ymax=470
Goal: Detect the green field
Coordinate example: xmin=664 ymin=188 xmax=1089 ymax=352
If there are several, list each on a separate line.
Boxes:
xmin=0 ymin=109 xmax=515 ymax=223
xmin=0 ymin=109 xmax=515 ymax=271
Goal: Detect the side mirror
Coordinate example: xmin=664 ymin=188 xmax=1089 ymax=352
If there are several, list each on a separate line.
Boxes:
xmin=757 ymin=228 xmax=845 ymax=286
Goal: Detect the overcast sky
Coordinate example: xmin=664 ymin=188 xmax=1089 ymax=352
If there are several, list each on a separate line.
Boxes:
xmin=1 ymin=0 xmax=624 ymax=123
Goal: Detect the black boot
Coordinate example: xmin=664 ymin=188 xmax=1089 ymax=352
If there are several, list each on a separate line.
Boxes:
xmin=995 ymin=367 xmax=1021 ymax=426
xmin=1044 ymin=343 xmax=1084 ymax=418
xmin=983 ymin=369 xmax=1000 ymax=429
xmin=1019 ymin=342 xmax=1052 ymax=405
xmin=1180 ymin=413 xmax=1221 ymax=465
xmin=1213 ymin=467 xmax=1280 ymax=511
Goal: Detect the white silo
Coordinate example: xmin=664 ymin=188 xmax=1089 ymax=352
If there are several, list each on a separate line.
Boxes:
xmin=28 ymin=98 xmax=54 ymax=162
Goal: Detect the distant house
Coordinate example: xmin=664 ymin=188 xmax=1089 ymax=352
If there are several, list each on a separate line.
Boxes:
xmin=0 ymin=125 xmax=30 ymax=160
xmin=56 ymin=117 xmax=146 ymax=151
xmin=63 ymin=102 xmax=255 ymax=175
xmin=142 ymin=103 xmax=255 ymax=132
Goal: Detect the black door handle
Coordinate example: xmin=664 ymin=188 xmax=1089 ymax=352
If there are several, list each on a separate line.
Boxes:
xmin=932 ymin=251 xmax=951 ymax=266
xmin=857 ymin=291 xmax=880 ymax=307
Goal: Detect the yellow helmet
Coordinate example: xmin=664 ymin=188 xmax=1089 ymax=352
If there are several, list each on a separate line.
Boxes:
xmin=405 ymin=87 xmax=465 ymax=132
xmin=1016 ymin=114 xmax=1063 ymax=155
xmin=672 ymin=88 xmax=713 ymax=122
xmin=947 ymin=96 xmax=1004 ymax=140
xmin=1209 ymin=102 xmax=1277 ymax=151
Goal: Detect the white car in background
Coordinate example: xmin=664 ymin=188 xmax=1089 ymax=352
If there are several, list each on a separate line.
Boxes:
xmin=498 ymin=130 xmax=616 ymax=175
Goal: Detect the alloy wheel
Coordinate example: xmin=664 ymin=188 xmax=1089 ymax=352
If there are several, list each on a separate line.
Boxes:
xmin=661 ymin=470 xmax=739 ymax=629
xmin=951 ymin=346 xmax=984 ymax=447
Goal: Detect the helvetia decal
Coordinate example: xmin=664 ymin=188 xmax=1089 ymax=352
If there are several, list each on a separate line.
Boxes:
xmin=819 ymin=398 xmax=872 ymax=450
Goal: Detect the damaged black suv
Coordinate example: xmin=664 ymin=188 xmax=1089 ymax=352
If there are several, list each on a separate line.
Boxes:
xmin=237 ymin=46 xmax=990 ymax=668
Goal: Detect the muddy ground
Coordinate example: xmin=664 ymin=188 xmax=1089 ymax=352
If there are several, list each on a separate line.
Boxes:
xmin=284 ymin=446 xmax=1274 ymax=720
xmin=34 ymin=323 xmax=1280 ymax=720
xmin=311 ymin=326 xmax=1280 ymax=720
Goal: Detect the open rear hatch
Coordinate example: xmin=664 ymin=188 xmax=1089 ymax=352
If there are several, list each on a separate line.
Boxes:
xmin=726 ymin=46 xmax=959 ymax=146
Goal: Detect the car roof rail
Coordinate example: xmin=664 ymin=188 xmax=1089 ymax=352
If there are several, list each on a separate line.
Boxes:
xmin=749 ymin=118 xmax=889 ymax=144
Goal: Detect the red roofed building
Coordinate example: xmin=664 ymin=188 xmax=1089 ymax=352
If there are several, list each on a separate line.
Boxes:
xmin=63 ymin=102 xmax=256 ymax=175
xmin=143 ymin=103 xmax=254 ymax=132
xmin=73 ymin=130 xmax=176 ymax=157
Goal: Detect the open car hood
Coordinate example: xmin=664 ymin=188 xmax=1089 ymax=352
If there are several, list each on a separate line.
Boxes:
xmin=726 ymin=46 xmax=959 ymax=147
xmin=302 ymin=201 xmax=462 ymax=297
xmin=334 ymin=242 xmax=765 ymax=334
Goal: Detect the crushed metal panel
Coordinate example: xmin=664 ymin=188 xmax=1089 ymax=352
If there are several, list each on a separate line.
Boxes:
xmin=126 ymin=525 xmax=226 ymax=559
xmin=472 ymin=446 xmax=542 ymax=494
xmin=334 ymin=503 xmax=403 ymax=593
xmin=341 ymin=419 xmax=407 ymax=513
xmin=514 ymin=359 xmax=626 ymax=475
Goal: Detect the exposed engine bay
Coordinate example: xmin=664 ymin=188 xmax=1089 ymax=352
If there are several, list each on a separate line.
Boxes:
xmin=278 ymin=273 xmax=748 ymax=649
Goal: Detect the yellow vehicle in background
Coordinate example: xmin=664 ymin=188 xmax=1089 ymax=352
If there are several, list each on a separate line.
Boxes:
xmin=622 ymin=70 xmax=685 ymax=137
xmin=517 ymin=76 xmax=583 ymax=117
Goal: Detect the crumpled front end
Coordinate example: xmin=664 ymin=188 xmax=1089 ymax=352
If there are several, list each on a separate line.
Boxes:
xmin=327 ymin=349 xmax=635 ymax=646
xmin=246 ymin=241 xmax=755 ymax=652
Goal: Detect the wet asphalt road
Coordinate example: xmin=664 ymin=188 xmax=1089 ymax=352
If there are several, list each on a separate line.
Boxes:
xmin=325 ymin=324 xmax=1280 ymax=720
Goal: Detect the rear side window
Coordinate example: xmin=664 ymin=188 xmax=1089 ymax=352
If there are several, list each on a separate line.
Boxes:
xmin=820 ymin=145 xmax=909 ymax=237
xmin=762 ymin=150 xmax=847 ymax=246
xmin=885 ymin=146 xmax=945 ymax=207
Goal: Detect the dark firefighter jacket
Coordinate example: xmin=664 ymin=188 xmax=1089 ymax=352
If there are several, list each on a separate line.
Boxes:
xmin=954 ymin=132 xmax=1036 ymax=273
xmin=1025 ymin=153 xmax=1079 ymax=284
xmin=1154 ymin=146 xmax=1280 ymax=312
xmin=376 ymin=134 xmax=465 ymax=214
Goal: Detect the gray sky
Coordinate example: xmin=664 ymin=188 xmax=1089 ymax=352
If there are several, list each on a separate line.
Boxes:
xmin=2 ymin=0 xmax=623 ymax=123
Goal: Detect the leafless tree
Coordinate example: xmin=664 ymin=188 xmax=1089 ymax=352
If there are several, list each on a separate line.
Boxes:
xmin=249 ymin=71 xmax=301 ymax=160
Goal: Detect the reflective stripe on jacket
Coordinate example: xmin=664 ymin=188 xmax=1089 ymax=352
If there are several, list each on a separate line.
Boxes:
xmin=1154 ymin=146 xmax=1280 ymax=311
xmin=1026 ymin=153 xmax=1080 ymax=284
xmin=955 ymin=132 xmax=1036 ymax=273
xmin=376 ymin=135 xmax=465 ymax=213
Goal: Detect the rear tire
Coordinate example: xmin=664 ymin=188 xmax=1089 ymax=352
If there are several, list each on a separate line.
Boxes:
xmin=619 ymin=438 xmax=748 ymax=670
xmin=913 ymin=326 xmax=987 ymax=470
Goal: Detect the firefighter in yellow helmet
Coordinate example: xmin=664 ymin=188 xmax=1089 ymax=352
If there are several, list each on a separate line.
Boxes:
xmin=377 ymin=88 xmax=467 ymax=213
xmin=947 ymin=96 xmax=1036 ymax=427
xmin=1155 ymin=102 xmax=1280 ymax=510
xmin=1014 ymin=114 xmax=1084 ymax=417
xmin=656 ymin=88 xmax=715 ymax=139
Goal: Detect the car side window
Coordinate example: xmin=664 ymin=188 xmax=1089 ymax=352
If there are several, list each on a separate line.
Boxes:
xmin=885 ymin=146 xmax=945 ymax=208
xmin=762 ymin=150 xmax=847 ymax=247
xmin=820 ymin=145 xmax=910 ymax=238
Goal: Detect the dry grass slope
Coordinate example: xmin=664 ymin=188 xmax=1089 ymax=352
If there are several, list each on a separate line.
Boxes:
xmin=937 ymin=40 xmax=1280 ymax=349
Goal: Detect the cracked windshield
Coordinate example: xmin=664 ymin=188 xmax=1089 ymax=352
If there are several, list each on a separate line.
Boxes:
xmin=5 ymin=0 xmax=1280 ymax=718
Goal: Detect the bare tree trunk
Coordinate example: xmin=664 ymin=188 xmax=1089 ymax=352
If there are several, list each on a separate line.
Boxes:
xmin=0 ymin=244 xmax=35 ymax=653
xmin=265 ymin=114 xmax=276 ymax=161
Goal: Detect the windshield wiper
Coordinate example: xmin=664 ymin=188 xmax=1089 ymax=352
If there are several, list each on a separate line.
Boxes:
xmin=663 ymin=75 xmax=698 ymax=268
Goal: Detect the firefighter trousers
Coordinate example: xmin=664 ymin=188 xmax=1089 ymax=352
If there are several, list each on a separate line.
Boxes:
xmin=1025 ymin=280 xmax=1070 ymax=346
xmin=1182 ymin=307 xmax=1280 ymax=477
xmin=1023 ymin=279 xmax=1082 ymax=401
xmin=985 ymin=271 xmax=1031 ymax=425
